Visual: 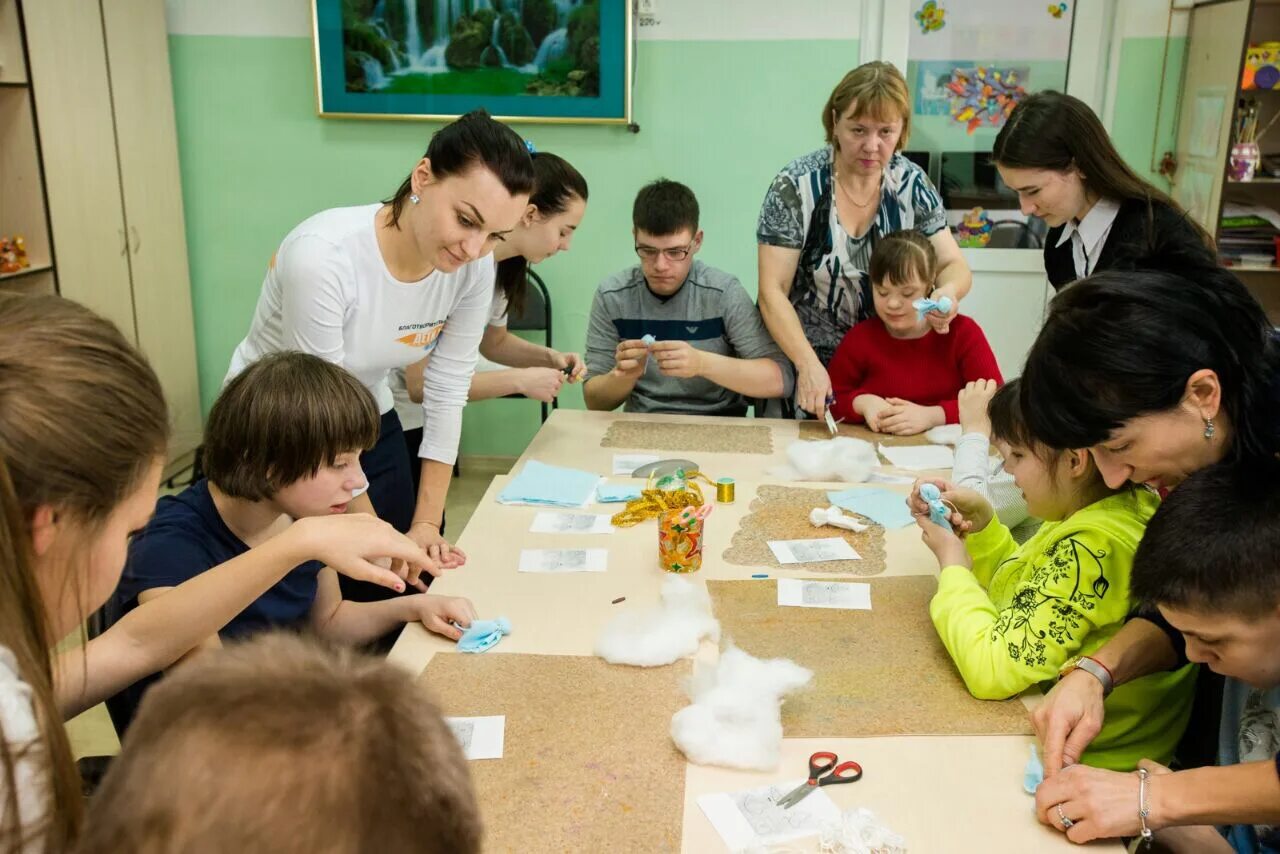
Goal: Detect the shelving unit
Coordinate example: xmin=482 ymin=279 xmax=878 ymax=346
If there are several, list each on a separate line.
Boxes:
xmin=1 ymin=0 xmax=205 ymax=474
xmin=1225 ymin=2 xmax=1280 ymax=320
xmin=0 ymin=0 xmax=55 ymax=297
xmin=1171 ymin=0 xmax=1280 ymax=321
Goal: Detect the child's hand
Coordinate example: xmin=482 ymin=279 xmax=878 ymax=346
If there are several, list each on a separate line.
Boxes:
xmin=907 ymin=479 xmax=994 ymax=533
xmin=916 ymin=514 xmax=971 ymax=569
xmin=416 ymin=595 xmax=478 ymax=641
xmin=650 ymin=340 xmax=705 ymax=378
xmin=879 ymin=399 xmax=945 ymax=435
xmin=853 ymin=394 xmax=891 ymax=431
xmin=958 ymin=379 xmax=999 ymax=436
xmin=614 ymin=339 xmax=650 ymax=378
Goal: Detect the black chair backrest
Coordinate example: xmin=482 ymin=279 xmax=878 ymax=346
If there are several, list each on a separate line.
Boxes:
xmin=986 ymin=219 xmax=1044 ymax=250
xmin=507 ymin=269 xmax=551 ymax=332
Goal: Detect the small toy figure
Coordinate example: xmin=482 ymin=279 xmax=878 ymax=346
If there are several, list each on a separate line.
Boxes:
xmin=955 ymin=208 xmax=994 ymax=248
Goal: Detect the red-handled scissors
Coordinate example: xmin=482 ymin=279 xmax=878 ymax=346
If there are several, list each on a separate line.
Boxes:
xmin=774 ymin=751 xmax=863 ymax=809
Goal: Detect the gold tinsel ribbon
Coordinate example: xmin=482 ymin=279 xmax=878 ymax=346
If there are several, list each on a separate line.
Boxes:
xmin=610 ymin=470 xmax=716 ymax=528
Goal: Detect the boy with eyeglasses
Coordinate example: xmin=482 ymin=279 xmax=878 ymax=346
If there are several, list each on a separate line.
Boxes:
xmin=584 ymin=179 xmax=793 ymax=414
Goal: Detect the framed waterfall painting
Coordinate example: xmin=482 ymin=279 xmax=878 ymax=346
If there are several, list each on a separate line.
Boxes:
xmin=313 ymin=0 xmax=633 ymax=124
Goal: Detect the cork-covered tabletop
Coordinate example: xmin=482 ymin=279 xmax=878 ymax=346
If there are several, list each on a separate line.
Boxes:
xmin=388 ymin=413 xmax=1097 ymax=853
xmin=514 ymin=409 xmax=955 ymax=484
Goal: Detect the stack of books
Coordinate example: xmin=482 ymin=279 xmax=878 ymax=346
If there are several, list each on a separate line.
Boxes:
xmin=1220 ymin=203 xmax=1280 ymax=268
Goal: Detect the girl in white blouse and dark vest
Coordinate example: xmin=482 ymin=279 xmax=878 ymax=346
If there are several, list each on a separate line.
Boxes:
xmin=992 ymin=91 xmax=1216 ymax=290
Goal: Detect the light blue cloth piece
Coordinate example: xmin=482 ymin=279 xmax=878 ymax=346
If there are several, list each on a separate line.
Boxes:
xmin=596 ymin=484 xmax=643 ymax=503
xmin=641 ymin=333 xmax=656 ymax=346
xmin=1023 ymin=744 xmax=1044 ymax=795
xmin=497 ymin=460 xmax=601 ymax=507
xmin=912 ymin=295 xmax=953 ymax=322
xmin=458 ymin=617 xmax=511 ymax=653
xmin=827 ymin=488 xmax=916 ymax=529
xmin=919 ymin=483 xmax=954 ymax=532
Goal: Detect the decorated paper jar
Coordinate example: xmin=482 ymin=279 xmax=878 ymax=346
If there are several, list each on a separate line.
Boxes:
xmin=658 ymin=507 xmax=704 ymax=573
xmin=1231 ymin=142 xmax=1261 ymax=182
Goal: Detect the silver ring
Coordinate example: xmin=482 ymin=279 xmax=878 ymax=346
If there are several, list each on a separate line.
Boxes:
xmin=1057 ymin=803 xmax=1074 ymax=830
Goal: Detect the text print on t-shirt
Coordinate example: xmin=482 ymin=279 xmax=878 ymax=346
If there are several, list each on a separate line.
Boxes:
xmin=396 ymin=319 xmax=446 ymax=353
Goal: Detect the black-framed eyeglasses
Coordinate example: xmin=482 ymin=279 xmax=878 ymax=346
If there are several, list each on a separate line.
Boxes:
xmin=635 ymin=243 xmax=693 ymax=262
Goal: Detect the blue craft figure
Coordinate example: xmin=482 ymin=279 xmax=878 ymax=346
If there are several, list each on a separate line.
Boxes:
xmin=919 ymin=483 xmax=954 ymax=532
xmin=458 ymin=616 xmax=512 ymax=653
xmin=912 ymin=295 xmax=953 ymax=323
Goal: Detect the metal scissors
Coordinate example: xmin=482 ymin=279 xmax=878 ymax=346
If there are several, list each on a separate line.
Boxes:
xmin=775 ymin=751 xmax=863 ymax=809
xmin=824 ymin=393 xmax=839 ymax=436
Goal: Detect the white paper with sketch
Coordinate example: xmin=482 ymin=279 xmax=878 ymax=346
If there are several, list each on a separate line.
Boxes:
xmin=767 ymin=538 xmax=860 ymax=564
xmin=878 ymin=443 xmax=955 ymax=471
xmin=777 ymin=578 xmax=871 ymax=610
xmin=444 ymin=715 xmax=505 ymax=760
xmin=529 ymin=512 xmax=615 ymax=535
xmin=698 ymin=783 xmax=840 ymax=850
xmin=518 ymin=548 xmax=608 ymax=573
xmin=612 ymin=453 xmax=659 ymax=475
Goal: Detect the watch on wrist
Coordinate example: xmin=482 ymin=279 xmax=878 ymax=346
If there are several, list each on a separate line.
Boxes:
xmin=1059 ymin=656 xmax=1115 ymax=697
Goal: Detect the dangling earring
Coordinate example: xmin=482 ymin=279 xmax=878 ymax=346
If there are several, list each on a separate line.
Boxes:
xmin=409 ymin=193 xmax=420 ymax=205
xmin=1203 ymin=417 xmax=1216 ymax=440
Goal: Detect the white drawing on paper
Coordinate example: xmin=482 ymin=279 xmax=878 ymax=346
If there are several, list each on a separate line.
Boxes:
xmin=733 ymin=786 xmax=822 ymax=836
xmin=801 ymin=582 xmax=859 ymax=607
xmin=447 ymin=719 xmax=475 ymax=752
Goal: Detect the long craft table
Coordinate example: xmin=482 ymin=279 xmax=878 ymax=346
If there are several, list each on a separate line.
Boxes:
xmin=390 ymin=413 xmax=1103 ymax=852
xmin=513 ymin=408 xmax=949 ymax=484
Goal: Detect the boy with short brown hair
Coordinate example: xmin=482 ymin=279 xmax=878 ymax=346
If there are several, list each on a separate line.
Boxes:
xmin=79 ymin=633 xmax=481 ymax=854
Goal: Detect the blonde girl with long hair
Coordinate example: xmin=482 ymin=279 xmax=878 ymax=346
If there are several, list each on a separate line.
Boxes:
xmin=0 ymin=293 xmax=431 ymax=853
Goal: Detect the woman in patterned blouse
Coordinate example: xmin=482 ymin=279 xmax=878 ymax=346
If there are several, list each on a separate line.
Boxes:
xmin=756 ymin=61 xmax=972 ymax=420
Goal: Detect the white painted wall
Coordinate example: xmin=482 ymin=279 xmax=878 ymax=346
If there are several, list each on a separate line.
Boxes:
xmin=163 ymin=0 xmax=860 ymax=41
xmin=165 ymin=0 xmax=310 ymax=36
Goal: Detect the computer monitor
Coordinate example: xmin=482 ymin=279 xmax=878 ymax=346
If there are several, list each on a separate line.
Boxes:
xmin=901 ymin=149 xmax=933 ymax=181
xmin=939 ymin=151 xmax=1018 ymax=211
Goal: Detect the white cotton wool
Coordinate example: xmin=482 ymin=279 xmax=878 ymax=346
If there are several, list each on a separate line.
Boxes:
xmin=594 ymin=576 xmax=720 ymax=667
xmin=818 ymin=807 xmax=907 ymax=854
xmin=670 ymin=646 xmax=813 ymax=771
xmin=768 ymin=437 xmax=878 ymax=483
xmin=924 ymin=424 xmax=963 ymax=446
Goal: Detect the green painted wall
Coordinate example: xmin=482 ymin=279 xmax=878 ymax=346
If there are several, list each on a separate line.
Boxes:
xmin=169 ymin=35 xmax=859 ymax=457
xmin=1110 ymin=36 xmax=1187 ymax=191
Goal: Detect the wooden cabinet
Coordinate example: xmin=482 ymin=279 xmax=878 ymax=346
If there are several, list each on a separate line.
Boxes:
xmin=1172 ymin=0 xmax=1280 ymax=322
xmin=6 ymin=0 xmax=202 ymax=470
xmin=0 ymin=0 xmax=55 ymax=296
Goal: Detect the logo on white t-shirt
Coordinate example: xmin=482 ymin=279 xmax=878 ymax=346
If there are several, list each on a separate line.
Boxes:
xmin=396 ymin=320 xmax=445 ymax=352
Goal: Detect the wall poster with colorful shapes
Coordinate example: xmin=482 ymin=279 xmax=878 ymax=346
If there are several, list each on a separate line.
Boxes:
xmin=905 ymin=0 xmax=1074 ymax=246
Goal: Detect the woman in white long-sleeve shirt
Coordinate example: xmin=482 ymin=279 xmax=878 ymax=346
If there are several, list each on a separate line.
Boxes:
xmin=226 ymin=110 xmax=533 ymax=600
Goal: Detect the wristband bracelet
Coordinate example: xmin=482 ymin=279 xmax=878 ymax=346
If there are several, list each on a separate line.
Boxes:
xmin=414 ymin=519 xmax=441 ymax=530
xmin=1059 ymin=655 xmax=1115 ymax=697
xmin=1082 ymin=655 xmax=1115 ymax=689
xmin=1137 ymin=767 xmax=1153 ymax=844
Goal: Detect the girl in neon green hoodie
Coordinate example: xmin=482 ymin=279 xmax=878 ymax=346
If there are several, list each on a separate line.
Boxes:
xmin=910 ymin=380 xmax=1195 ymax=771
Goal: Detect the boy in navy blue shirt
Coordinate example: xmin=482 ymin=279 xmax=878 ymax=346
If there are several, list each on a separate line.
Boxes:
xmin=107 ymin=352 xmax=475 ymax=733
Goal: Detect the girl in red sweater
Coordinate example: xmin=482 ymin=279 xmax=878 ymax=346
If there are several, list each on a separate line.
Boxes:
xmin=829 ymin=230 xmax=1002 ymax=435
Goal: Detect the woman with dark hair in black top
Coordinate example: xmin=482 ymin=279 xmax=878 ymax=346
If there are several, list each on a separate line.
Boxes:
xmin=993 ymin=91 xmax=1216 ymax=289
xmin=1014 ymin=252 xmax=1280 ymax=846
